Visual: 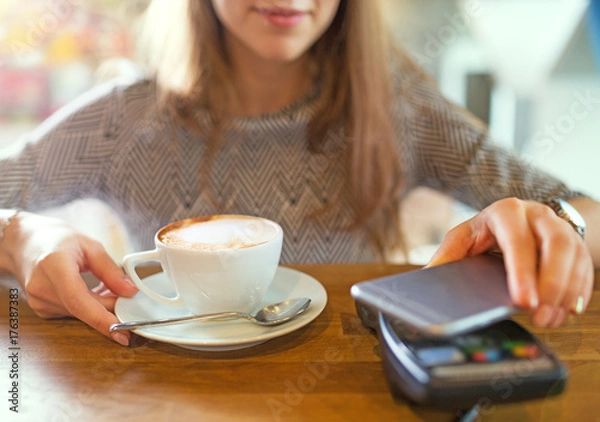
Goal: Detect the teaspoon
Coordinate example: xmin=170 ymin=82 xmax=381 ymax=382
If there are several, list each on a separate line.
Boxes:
xmin=110 ymin=297 xmax=311 ymax=332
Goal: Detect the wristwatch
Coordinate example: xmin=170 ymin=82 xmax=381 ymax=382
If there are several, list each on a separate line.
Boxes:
xmin=545 ymin=198 xmax=586 ymax=239
xmin=0 ymin=209 xmax=20 ymax=244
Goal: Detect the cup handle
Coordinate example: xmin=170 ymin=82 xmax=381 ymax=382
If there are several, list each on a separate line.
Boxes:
xmin=122 ymin=249 xmax=186 ymax=308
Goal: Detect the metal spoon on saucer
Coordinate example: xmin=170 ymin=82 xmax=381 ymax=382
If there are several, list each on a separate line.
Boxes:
xmin=110 ymin=297 xmax=312 ymax=332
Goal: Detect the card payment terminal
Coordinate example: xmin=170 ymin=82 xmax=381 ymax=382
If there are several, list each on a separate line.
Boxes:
xmin=356 ymin=302 xmax=567 ymax=409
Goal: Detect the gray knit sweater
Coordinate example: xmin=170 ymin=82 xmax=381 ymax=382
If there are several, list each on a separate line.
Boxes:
xmin=0 ymin=73 xmax=578 ymax=263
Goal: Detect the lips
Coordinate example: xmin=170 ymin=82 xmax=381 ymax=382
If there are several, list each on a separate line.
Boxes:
xmin=255 ymin=7 xmax=307 ymax=28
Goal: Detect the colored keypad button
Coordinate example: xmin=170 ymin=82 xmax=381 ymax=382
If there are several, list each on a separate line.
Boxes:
xmin=470 ymin=348 xmax=503 ymax=363
xmin=511 ymin=344 xmax=541 ymax=359
xmin=416 ymin=346 xmax=466 ymax=367
xmin=502 ymin=340 xmax=527 ymax=349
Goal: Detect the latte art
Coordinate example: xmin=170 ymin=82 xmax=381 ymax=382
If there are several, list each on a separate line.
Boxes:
xmin=159 ymin=216 xmax=280 ymax=251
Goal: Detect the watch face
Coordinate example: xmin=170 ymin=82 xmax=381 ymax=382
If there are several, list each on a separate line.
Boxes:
xmin=556 ymin=199 xmax=586 ymax=238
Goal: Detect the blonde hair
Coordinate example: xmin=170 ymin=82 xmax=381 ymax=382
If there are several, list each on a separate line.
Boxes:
xmin=138 ymin=0 xmax=414 ymax=259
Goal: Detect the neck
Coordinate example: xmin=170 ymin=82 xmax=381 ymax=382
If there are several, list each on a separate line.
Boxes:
xmin=227 ymin=52 xmax=314 ymax=118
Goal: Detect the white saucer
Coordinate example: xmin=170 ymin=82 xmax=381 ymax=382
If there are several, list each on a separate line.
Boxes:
xmin=114 ymin=266 xmax=327 ymax=351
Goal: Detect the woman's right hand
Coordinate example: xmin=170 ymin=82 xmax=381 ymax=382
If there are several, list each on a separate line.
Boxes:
xmin=0 ymin=211 xmax=138 ymax=346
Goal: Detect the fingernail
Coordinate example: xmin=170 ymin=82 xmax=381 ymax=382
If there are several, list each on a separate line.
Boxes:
xmin=424 ymin=257 xmax=442 ymax=268
xmin=573 ymin=296 xmax=585 ymax=315
xmin=123 ymin=276 xmax=136 ymax=289
xmin=528 ymin=293 xmax=539 ymax=309
xmin=550 ymin=308 xmax=567 ymax=328
xmin=111 ymin=332 xmax=130 ymax=347
xmin=533 ymin=304 xmax=554 ymax=327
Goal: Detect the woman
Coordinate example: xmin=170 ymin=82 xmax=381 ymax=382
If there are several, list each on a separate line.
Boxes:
xmin=0 ymin=0 xmax=598 ymax=346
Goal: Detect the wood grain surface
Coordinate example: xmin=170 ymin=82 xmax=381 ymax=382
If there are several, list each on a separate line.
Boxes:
xmin=1 ymin=264 xmax=598 ymax=422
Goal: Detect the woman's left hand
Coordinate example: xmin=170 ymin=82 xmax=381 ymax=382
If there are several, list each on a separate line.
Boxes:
xmin=428 ymin=197 xmax=594 ymax=328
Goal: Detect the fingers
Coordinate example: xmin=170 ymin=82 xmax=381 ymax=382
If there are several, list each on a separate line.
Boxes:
xmin=69 ymin=239 xmax=138 ymax=345
xmin=82 ymin=238 xmax=138 ymax=298
xmin=24 ymin=242 xmax=135 ymax=346
xmin=427 ymin=216 xmax=497 ymax=267
xmin=428 ymin=199 xmax=540 ymax=309
xmin=426 ymin=222 xmax=477 ymax=267
xmin=529 ymin=205 xmax=574 ymax=326
xmin=12 ymin=215 xmax=134 ymax=345
xmin=488 ymin=200 xmax=592 ymax=323
xmin=27 ymin=264 xmax=120 ymax=317
xmin=56 ymin=272 xmax=131 ymax=345
xmin=427 ymin=198 xmax=593 ymax=328
xmin=528 ymin=203 xmax=592 ymax=326
xmin=535 ymin=237 xmax=592 ymax=327
xmin=34 ymin=255 xmax=132 ymax=345
xmin=26 ymin=272 xmax=131 ymax=346
xmin=27 ymin=289 xmax=118 ymax=318
xmin=480 ymin=199 xmax=540 ymax=310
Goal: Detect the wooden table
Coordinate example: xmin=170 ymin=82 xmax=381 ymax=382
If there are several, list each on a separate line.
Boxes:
xmin=1 ymin=264 xmax=599 ymax=422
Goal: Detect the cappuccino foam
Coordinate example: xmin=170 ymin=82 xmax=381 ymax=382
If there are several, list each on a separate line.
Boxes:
xmin=160 ymin=217 xmax=279 ymax=251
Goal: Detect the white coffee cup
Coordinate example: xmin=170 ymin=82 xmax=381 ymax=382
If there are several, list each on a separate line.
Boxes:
xmin=122 ymin=215 xmax=283 ymax=314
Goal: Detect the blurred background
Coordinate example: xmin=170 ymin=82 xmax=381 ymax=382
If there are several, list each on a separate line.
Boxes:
xmin=1 ymin=0 xmax=599 ymax=263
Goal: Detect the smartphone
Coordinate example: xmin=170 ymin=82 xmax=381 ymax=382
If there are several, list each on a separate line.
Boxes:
xmin=350 ymin=254 xmax=520 ymax=337
xmin=377 ymin=313 xmax=567 ymax=409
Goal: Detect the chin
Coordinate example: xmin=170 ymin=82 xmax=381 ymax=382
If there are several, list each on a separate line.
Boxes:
xmin=256 ymin=44 xmax=309 ymax=63
xmin=262 ymin=53 xmax=304 ymax=63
